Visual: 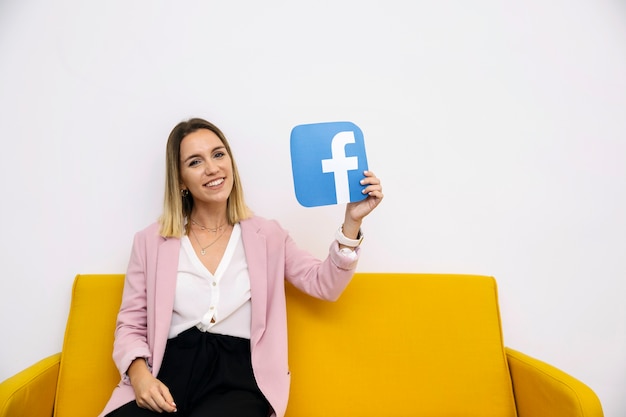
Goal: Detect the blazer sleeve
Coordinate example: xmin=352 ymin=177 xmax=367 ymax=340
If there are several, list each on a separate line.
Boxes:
xmin=111 ymin=230 xmax=153 ymax=383
xmin=282 ymin=227 xmax=360 ymax=302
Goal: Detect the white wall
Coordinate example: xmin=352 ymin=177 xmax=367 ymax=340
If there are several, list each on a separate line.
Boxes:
xmin=1 ymin=0 xmax=624 ymax=415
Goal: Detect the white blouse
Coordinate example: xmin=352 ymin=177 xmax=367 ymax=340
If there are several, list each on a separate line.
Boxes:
xmin=168 ymin=224 xmax=252 ymax=339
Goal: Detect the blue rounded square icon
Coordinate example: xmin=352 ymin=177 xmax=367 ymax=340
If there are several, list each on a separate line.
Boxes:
xmin=290 ymin=121 xmax=369 ymax=207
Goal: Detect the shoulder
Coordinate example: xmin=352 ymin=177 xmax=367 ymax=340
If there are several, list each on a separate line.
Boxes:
xmin=132 ymin=221 xmax=167 ymax=245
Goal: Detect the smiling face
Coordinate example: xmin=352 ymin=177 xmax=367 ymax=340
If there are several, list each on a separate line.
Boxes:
xmin=179 ymin=128 xmax=234 ymax=210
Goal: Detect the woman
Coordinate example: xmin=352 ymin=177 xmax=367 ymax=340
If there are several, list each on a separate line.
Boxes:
xmin=100 ymin=118 xmax=383 ymax=417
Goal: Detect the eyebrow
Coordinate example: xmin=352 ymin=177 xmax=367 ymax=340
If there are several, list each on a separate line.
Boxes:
xmin=182 ymin=146 xmax=226 ymax=163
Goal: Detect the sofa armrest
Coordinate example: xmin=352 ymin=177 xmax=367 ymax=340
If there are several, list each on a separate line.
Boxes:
xmin=0 ymin=353 xmax=61 ymax=417
xmin=505 ymin=347 xmax=603 ymax=417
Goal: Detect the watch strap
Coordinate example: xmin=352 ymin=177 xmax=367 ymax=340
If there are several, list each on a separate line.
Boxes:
xmin=335 ymin=226 xmax=364 ymax=247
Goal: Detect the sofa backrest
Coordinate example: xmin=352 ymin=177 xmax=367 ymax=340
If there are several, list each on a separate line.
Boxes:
xmin=284 ymin=273 xmax=517 ymax=417
xmin=54 ymin=274 xmax=124 ymax=417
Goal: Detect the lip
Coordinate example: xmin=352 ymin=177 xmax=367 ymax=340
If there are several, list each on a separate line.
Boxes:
xmin=204 ymin=178 xmax=225 ymax=188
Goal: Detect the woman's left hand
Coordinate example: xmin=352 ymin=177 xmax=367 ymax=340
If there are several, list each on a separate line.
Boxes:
xmin=342 ymin=171 xmax=383 ymax=236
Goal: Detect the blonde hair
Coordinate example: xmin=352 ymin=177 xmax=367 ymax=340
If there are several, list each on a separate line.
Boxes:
xmin=158 ymin=118 xmax=252 ymax=238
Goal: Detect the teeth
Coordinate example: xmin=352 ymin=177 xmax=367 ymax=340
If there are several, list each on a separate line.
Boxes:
xmin=206 ymin=178 xmax=224 ymax=187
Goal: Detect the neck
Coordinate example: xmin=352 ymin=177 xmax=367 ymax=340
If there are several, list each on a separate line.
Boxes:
xmin=189 ymin=207 xmax=229 ymax=230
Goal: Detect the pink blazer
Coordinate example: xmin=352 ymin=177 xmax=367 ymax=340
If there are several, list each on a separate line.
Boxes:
xmin=99 ymin=216 xmax=359 ymax=417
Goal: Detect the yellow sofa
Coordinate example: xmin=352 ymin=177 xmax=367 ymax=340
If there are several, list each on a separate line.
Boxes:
xmin=0 ymin=273 xmax=603 ymax=417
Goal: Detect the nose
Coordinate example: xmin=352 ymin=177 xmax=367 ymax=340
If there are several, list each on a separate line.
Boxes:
xmin=204 ymin=159 xmax=218 ymax=175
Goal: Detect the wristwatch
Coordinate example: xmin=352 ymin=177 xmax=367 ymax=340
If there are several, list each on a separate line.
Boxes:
xmin=335 ymin=226 xmax=364 ymax=248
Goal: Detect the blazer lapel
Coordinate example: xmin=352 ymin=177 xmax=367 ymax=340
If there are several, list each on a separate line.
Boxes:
xmin=241 ymin=219 xmax=268 ymax=346
xmin=151 ymin=236 xmax=180 ymax=373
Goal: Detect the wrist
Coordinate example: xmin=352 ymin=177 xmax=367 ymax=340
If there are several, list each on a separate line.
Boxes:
xmin=127 ymin=358 xmax=150 ymax=381
xmin=341 ymin=219 xmax=362 ymax=239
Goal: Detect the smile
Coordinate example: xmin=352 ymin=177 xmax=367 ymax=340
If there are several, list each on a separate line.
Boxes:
xmin=204 ymin=178 xmax=225 ymax=187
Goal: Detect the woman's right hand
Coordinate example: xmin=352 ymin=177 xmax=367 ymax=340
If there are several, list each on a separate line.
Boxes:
xmin=128 ymin=358 xmax=177 ymax=413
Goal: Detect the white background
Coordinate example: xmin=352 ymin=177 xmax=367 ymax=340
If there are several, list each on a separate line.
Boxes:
xmin=1 ymin=1 xmax=625 ymax=415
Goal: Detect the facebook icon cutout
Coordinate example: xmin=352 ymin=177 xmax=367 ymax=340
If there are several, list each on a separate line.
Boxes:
xmin=290 ymin=121 xmax=369 ymax=207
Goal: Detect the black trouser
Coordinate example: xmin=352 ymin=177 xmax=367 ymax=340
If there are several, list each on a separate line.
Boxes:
xmin=106 ymin=327 xmax=270 ymax=417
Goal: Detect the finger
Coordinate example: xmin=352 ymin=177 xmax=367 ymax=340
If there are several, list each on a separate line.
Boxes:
xmin=364 ymin=184 xmax=384 ymax=200
xmin=145 ymin=395 xmax=173 ymax=414
xmin=159 ymin=384 xmax=177 ymax=412
xmin=137 ymin=397 xmax=159 ymax=412
xmin=360 ymin=179 xmax=381 ymax=192
xmin=361 ymin=179 xmax=381 ymax=188
xmin=360 ymin=172 xmax=381 ymax=185
xmin=137 ymin=390 xmax=171 ymax=413
xmin=153 ymin=397 xmax=176 ymax=413
xmin=361 ymin=183 xmax=382 ymax=196
xmin=142 ymin=385 xmax=175 ymax=413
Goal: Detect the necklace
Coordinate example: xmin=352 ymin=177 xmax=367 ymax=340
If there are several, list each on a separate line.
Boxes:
xmin=190 ymin=218 xmax=225 ymax=233
xmin=189 ymin=226 xmax=228 ymax=256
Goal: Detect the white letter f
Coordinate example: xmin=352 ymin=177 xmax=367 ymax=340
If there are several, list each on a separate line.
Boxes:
xmin=321 ymin=131 xmax=359 ymax=204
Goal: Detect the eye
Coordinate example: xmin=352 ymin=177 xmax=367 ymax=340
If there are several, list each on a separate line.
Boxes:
xmin=188 ymin=159 xmax=201 ymax=167
xmin=213 ymin=151 xmax=225 ymax=159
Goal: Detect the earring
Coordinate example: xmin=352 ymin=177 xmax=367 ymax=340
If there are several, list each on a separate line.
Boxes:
xmin=180 ymin=189 xmax=189 ymax=198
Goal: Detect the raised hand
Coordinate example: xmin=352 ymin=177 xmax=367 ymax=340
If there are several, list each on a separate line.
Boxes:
xmin=342 ymin=170 xmax=383 ymax=238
